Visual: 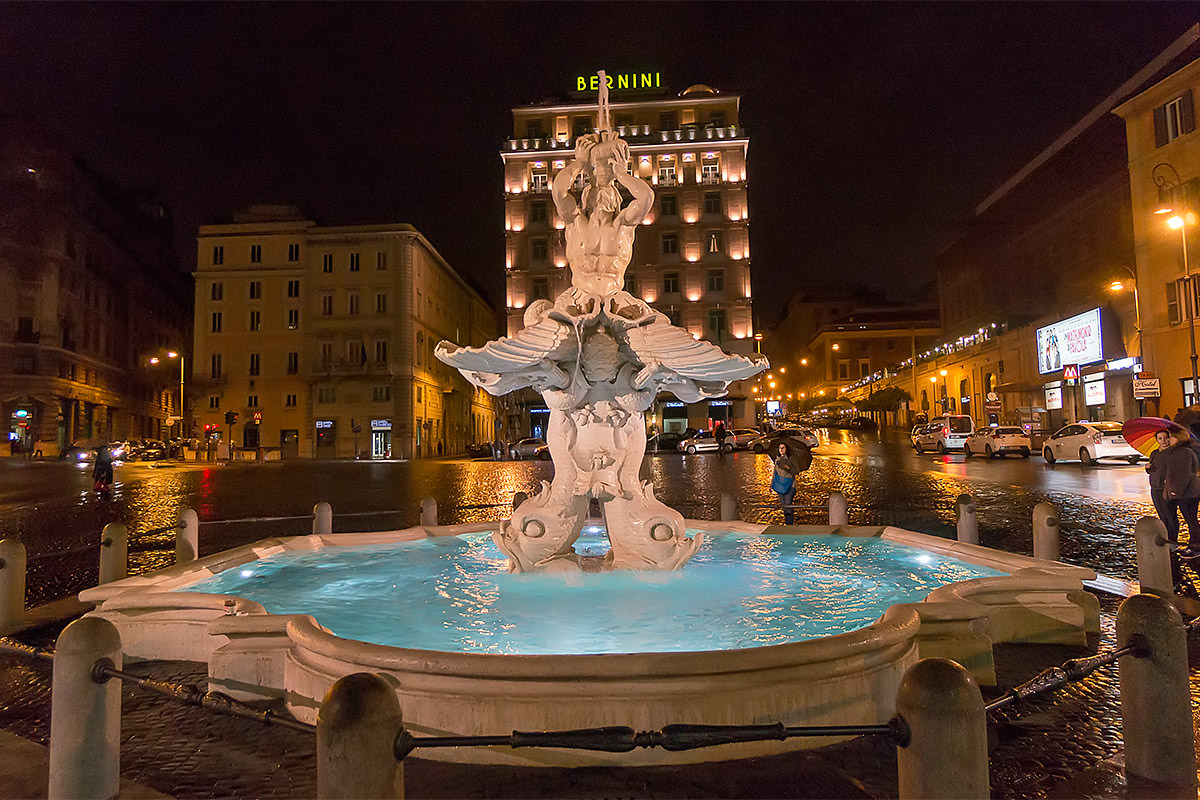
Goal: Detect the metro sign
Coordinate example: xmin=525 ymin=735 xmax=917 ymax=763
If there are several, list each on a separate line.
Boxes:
xmin=1062 ymin=365 xmax=1080 ymax=380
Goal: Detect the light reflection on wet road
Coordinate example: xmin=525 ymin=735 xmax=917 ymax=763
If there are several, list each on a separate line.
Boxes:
xmin=0 ymin=427 xmax=1158 ymax=607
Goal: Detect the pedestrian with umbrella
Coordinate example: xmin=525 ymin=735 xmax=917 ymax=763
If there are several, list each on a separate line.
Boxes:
xmin=770 ymin=439 xmax=812 ymax=525
xmin=1125 ymin=417 xmax=1200 ymax=591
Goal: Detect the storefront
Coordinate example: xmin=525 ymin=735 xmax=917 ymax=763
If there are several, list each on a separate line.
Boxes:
xmin=661 ymin=401 xmax=688 ymax=433
xmin=315 ymin=419 xmax=336 ymax=458
xmin=370 ymin=418 xmax=392 ymax=459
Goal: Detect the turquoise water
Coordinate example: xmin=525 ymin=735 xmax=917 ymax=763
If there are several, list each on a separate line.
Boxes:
xmin=180 ymin=529 xmax=1004 ymax=655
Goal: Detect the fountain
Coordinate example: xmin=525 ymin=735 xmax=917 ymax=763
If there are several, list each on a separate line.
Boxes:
xmin=436 ymin=71 xmax=766 ymax=573
xmin=76 ymin=74 xmax=1102 ymax=766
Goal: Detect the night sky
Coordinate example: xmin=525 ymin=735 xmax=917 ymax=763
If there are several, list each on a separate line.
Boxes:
xmin=2 ymin=2 xmax=1198 ymax=325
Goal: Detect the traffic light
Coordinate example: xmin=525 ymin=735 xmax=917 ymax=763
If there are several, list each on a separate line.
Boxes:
xmin=224 ymin=411 xmax=239 ymax=425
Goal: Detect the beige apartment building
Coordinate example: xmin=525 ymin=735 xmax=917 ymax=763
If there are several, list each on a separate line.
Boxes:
xmin=194 ymin=207 xmax=497 ymax=459
xmin=501 ymin=79 xmax=758 ymax=435
xmin=1116 ymin=49 xmax=1200 ymax=412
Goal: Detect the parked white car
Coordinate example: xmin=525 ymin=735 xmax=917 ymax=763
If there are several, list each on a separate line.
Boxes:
xmin=509 ymin=438 xmax=548 ymax=460
xmin=1041 ymin=421 xmax=1142 ymax=465
xmin=727 ymin=428 xmax=762 ymax=449
xmin=747 ymin=427 xmax=819 ymax=452
xmin=913 ymin=415 xmax=974 ymax=453
xmin=965 ymin=426 xmax=1032 ymax=458
xmin=678 ymin=430 xmax=730 ymax=454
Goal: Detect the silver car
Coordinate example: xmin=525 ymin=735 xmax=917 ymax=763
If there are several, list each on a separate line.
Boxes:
xmin=508 ymin=438 xmax=547 ymax=460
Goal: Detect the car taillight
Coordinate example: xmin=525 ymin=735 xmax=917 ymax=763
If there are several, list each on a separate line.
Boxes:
xmin=942 ymin=427 xmax=950 ymax=436
xmin=1092 ymin=432 xmax=1102 ymax=443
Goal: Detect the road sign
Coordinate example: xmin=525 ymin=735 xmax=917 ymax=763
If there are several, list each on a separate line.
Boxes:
xmin=1062 ymin=364 xmax=1080 ymax=380
xmin=1133 ymin=377 xmax=1161 ymax=399
xmin=984 ymin=400 xmax=1002 ymax=414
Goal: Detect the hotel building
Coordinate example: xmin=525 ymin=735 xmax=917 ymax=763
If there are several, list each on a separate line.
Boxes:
xmin=501 ymin=79 xmax=758 ymax=435
xmin=193 ymin=207 xmax=497 ymax=459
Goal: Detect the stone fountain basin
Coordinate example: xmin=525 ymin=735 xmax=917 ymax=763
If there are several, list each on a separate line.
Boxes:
xmin=79 ymin=520 xmax=1100 ymax=767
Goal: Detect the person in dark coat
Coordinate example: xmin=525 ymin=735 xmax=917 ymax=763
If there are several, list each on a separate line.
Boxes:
xmin=771 ymin=441 xmax=812 ymax=525
xmin=1160 ymin=429 xmax=1200 ymax=556
xmin=92 ymin=446 xmax=114 ymax=491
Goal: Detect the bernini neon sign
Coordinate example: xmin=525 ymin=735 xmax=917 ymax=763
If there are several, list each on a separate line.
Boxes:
xmin=576 ymin=72 xmax=661 ymax=92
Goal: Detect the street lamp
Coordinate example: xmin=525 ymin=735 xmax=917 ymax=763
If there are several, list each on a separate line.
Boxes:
xmin=1106 ymin=267 xmax=1143 ymax=366
xmin=1160 ymin=208 xmax=1198 ymax=402
xmin=939 ymin=369 xmax=949 ymax=413
xmin=149 ymin=351 xmax=185 ymax=431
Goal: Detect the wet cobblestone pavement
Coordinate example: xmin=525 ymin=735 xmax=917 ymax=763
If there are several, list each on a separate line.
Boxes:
xmin=3 ymin=594 xmax=1198 ymax=799
xmin=1 ymin=435 xmax=1197 ymax=797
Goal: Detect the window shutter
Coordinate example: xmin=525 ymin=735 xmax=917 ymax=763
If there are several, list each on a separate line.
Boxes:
xmin=1182 ymin=89 xmax=1196 ymax=134
xmin=1154 ymin=104 xmax=1169 ymax=147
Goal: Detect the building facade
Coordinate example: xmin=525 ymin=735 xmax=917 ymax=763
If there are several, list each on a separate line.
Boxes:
xmin=193 ymin=207 xmax=497 ymax=459
xmin=0 ymin=121 xmax=190 ymax=456
xmin=1116 ymin=48 xmax=1200 ymax=412
xmin=501 ymin=80 xmax=758 ymax=435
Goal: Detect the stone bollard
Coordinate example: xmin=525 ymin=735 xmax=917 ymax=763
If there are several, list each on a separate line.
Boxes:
xmin=1118 ymin=593 xmax=1197 ymax=787
xmin=175 ymin=507 xmax=199 ymax=565
xmin=419 ymin=497 xmax=438 ymax=527
xmin=98 ymin=523 xmax=128 ymax=585
xmin=48 ymin=617 xmax=123 ymax=800
xmin=720 ymin=492 xmax=738 ymax=521
xmin=895 ymin=657 xmax=988 ymax=799
xmin=954 ymin=494 xmax=978 ymax=545
xmin=314 ymin=502 xmax=333 ymax=536
xmin=0 ymin=538 xmax=27 ymax=630
xmin=1132 ymin=516 xmax=1173 ymax=597
xmin=828 ymin=492 xmax=848 ymax=525
xmin=512 ymin=491 xmax=528 ymax=512
xmin=1032 ymin=502 xmax=1060 ymax=562
xmin=317 ymin=672 xmax=404 ymax=799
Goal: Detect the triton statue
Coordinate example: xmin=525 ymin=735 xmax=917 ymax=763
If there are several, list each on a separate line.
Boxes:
xmin=436 ymin=71 xmax=768 ymax=572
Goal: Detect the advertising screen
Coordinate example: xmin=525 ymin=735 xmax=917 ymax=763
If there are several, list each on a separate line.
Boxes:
xmin=1035 ymin=308 xmax=1103 ymax=374
xmin=1045 ymin=386 xmax=1063 ymax=410
xmin=1085 ymin=379 xmax=1107 ymax=406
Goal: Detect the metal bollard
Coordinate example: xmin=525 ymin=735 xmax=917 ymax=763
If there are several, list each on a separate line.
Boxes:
xmin=1132 ymin=516 xmax=1173 ymax=597
xmin=720 ymin=492 xmax=738 ymax=521
xmin=98 ymin=522 xmax=128 ymax=585
xmin=954 ymin=494 xmax=978 ymax=545
xmin=317 ymin=672 xmax=404 ymax=799
xmin=1117 ymin=593 xmax=1197 ymax=787
xmin=419 ymin=497 xmax=438 ymax=527
xmin=48 ymin=617 xmax=123 ymax=800
xmin=1032 ymin=502 xmax=1060 ymax=562
xmin=512 ymin=491 xmax=528 ymax=512
xmin=0 ymin=538 xmax=27 ymax=630
xmin=314 ymin=502 xmax=333 ymax=535
xmin=828 ymin=492 xmax=848 ymax=525
xmin=895 ymin=657 xmax=988 ymax=799
xmin=176 ymin=507 xmax=199 ymax=564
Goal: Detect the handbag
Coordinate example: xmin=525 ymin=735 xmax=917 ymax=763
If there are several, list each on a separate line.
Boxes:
xmin=770 ymin=468 xmax=795 ymax=495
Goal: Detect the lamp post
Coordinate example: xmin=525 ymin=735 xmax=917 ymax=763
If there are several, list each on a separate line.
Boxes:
xmin=1108 ymin=267 xmax=1144 ymax=413
xmin=149 ymin=351 xmax=185 ymax=433
xmin=1166 ymin=213 xmax=1198 ymax=404
xmin=939 ymin=369 xmax=949 ymax=413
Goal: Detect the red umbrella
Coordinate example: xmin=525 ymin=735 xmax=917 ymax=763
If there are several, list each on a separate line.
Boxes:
xmin=1121 ymin=417 xmax=1186 ymax=457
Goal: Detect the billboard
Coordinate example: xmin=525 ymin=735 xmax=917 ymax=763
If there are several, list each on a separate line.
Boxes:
xmin=1084 ymin=378 xmax=1107 ymax=406
xmin=1036 ymin=308 xmax=1103 ymax=374
xmin=1045 ymin=386 xmax=1063 ymax=410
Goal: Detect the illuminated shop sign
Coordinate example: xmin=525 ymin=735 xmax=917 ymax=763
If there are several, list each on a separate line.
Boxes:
xmin=1035 ymin=308 xmax=1103 ymax=375
xmin=1045 ymin=387 xmax=1063 ymax=410
xmin=663 ymin=402 xmax=686 ymax=408
xmin=370 ymin=419 xmax=392 ymax=431
xmin=315 ymin=420 xmax=334 ymax=429
xmin=576 ymin=72 xmax=662 ymax=92
xmin=708 ymin=400 xmax=733 ymax=407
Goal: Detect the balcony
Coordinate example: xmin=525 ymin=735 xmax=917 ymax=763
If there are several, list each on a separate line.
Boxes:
xmin=503 ymin=125 xmax=747 ymax=153
xmin=311 ymin=360 xmax=393 ymax=378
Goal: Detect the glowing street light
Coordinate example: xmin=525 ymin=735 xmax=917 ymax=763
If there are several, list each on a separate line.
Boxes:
xmin=150 ymin=351 xmax=185 ymax=429
xmin=1161 ymin=208 xmax=1198 ymax=400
